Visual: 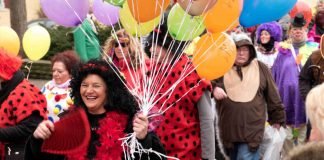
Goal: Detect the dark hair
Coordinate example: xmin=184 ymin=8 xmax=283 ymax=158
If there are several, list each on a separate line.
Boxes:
xmin=145 ymin=13 xmax=187 ymax=62
xmin=51 ymin=50 xmax=80 ymax=75
xmin=70 ymin=59 xmax=137 ymax=133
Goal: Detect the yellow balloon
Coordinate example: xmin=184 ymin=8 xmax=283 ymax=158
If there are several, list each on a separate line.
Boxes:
xmin=23 ymin=26 xmax=51 ymax=61
xmin=120 ymin=3 xmax=160 ymax=36
xmin=0 ymin=26 xmax=20 ymax=56
xmin=192 ymin=32 xmax=236 ymax=80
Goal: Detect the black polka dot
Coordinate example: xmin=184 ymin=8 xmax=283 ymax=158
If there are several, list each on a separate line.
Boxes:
xmin=193 ymin=151 xmax=197 ymax=157
xmin=178 ymin=71 xmax=181 ymax=75
xmin=174 ymin=126 xmax=178 ymax=129
xmin=179 ymin=136 xmax=183 ymax=141
xmin=171 ymin=72 xmax=176 ymax=77
xmin=175 ymin=94 xmax=180 ymax=99
xmin=8 ymin=100 xmax=13 ymax=106
xmin=193 ymin=141 xmax=197 ymax=146
xmin=17 ymin=99 xmax=21 ymax=103
xmin=191 ymin=131 xmax=196 ymax=136
xmin=31 ymin=101 xmax=36 ymax=104
xmin=171 ymin=133 xmax=175 ymax=138
xmin=164 ymin=136 xmax=168 ymax=141
xmin=22 ymin=86 xmax=26 ymax=88
xmin=171 ymin=144 xmax=175 ymax=148
xmin=176 ymin=117 xmax=181 ymax=122
xmin=170 ymin=113 xmax=174 ymax=118
xmin=179 ymin=106 xmax=183 ymax=110
xmin=20 ymin=93 xmax=24 ymax=97
xmin=168 ymin=81 xmax=172 ymax=85
xmin=185 ymin=134 xmax=190 ymax=139
xmin=12 ymin=107 xmax=17 ymax=111
xmin=184 ymin=142 xmax=188 ymax=147
xmin=179 ymin=86 xmax=183 ymax=91
xmin=192 ymin=91 xmax=197 ymax=96
xmin=30 ymin=84 xmax=35 ymax=87
xmin=189 ymin=83 xmax=195 ymax=88
xmin=24 ymin=103 xmax=28 ymax=107
xmin=38 ymin=91 xmax=42 ymax=95
xmin=165 ymin=119 xmax=169 ymax=124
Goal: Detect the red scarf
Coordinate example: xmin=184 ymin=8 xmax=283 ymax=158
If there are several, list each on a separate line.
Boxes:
xmin=67 ymin=111 xmax=128 ymax=160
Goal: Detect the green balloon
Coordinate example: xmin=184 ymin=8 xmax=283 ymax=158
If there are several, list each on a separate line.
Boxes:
xmin=167 ymin=4 xmax=205 ymax=41
xmin=104 ymin=0 xmax=125 ymax=7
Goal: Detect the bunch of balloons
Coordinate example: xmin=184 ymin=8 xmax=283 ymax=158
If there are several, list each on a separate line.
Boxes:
xmin=0 ymin=26 xmax=51 ymax=61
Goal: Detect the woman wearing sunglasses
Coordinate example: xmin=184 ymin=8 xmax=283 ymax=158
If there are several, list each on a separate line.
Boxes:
xmin=103 ymin=29 xmax=149 ymax=93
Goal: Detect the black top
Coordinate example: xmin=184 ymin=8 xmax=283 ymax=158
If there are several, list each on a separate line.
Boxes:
xmin=24 ymin=112 xmax=166 ymax=160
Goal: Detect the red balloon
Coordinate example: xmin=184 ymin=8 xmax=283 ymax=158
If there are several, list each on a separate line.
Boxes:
xmin=289 ymin=0 xmax=312 ymax=26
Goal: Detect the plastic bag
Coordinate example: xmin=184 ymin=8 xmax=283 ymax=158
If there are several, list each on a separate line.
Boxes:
xmin=262 ymin=126 xmax=287 ymax=160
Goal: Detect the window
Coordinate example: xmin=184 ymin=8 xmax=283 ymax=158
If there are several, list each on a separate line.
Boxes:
xmin=0 ymin=0 xmax=4 ymax=9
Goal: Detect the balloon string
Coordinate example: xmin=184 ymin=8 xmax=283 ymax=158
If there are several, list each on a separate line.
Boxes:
xmin=24 ymin=61 xmax=33 ymax=80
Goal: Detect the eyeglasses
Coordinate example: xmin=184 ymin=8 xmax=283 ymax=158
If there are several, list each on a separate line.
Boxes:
xmin=115 ymin=42 xmax=128 ymax=48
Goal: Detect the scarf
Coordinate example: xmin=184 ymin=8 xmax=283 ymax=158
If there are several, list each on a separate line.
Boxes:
xmin=66 ymin=111 xmax=128 ymax=160
xmin=260 ymin=38 xmax=275 ymax=52
xmin=293 ymin=40 xmax=306 ymax=49
xmin=0 ymin=70 xmax=24 ymax=105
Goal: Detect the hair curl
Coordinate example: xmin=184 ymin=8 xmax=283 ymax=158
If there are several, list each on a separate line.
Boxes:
xmin=70 ymin=59 xmax=137 ymax=133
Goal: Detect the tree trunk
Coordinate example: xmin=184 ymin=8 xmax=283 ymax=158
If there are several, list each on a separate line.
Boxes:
xmin=10 ymin=0 xmax=27 ymax=57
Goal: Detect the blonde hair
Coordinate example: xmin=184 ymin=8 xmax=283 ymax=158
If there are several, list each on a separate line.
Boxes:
xmin=285 ymin=142 xmax=324 ymax=160
xmin=306 ymin=83 xmax=324 ymax=135
xmin=103 ymin=29 xmax=143 ymax=69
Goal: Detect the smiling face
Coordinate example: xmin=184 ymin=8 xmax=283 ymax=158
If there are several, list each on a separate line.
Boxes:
xmin=260 ymin=30 xmax=271 ymax=44
xmin=80 ymin=74 xmax=107 ymax=114
xmin=114 ymin=41 xmax=129 ymax=59
xmin=150 ymin=45 xmax=170 ymax=63
xmin=52 ymin=61 xmax=70 ymax=85
xmin=289 ymin=27 xmax=307 ymax=43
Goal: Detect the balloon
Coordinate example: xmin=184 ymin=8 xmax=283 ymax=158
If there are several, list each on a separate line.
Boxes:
xmin=178 ymin=0 xmax=217 ymax=16
xmin=240 ymin=0 xmax=297 ymax=27
xmin=203 ymin=0 xmax=242 ymax=33
xmin=192 ymin=32 xmax=236 ymax=80
xmin=105 ymin=0 xmax=125 ymax=7
xmin=0 ymin=26 xmax=20 ymax=56
xmin=120 ymin=3 xmax=160 ymax=36
xmin=168 ymin=4 xmax=205 ymax=41
xmin=23 ymin=26 xmax=51 ymax=61
xmin=40 ymin=0 xmax=89 ymax=27
xmin=93 ymin=0 xmax=120 ymax=26
xmin=127 ymin=0 xmax=170 ymax=23
xmin=289 ymin=0 xmax=312 ymax=26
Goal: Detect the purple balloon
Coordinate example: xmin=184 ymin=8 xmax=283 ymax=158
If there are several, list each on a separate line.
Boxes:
xmin=93 ymin=0 xmax=120 ymax=26
xmin=40 ymin=0 xmax=89 ymax=27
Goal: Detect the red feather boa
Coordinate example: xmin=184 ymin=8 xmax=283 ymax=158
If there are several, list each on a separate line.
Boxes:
xmin=67 ymin=111 xmax=128 ymax=160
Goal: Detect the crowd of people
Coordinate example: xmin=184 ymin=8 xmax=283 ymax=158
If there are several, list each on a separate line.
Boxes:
xmin=0 ymin=1 xmax=323 ymax=160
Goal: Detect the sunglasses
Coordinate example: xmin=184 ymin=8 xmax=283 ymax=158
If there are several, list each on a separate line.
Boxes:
xmin=115 ymin=42 xmax=128 ymax=48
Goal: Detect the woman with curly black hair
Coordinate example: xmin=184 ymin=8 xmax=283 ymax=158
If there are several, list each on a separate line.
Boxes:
xmin=24 ymin=59 xmax=165 ymax=160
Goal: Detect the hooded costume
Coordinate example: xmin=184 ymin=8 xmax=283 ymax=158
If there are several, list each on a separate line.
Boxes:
xmin=255 ymin=21 xmax=283 ymax=68
xmin=213 ymin=33 xmax=285 ymax=155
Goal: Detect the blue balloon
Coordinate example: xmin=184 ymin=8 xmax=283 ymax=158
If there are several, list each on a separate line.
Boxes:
xmin=239 ymin=0 xmax=297 ymax=27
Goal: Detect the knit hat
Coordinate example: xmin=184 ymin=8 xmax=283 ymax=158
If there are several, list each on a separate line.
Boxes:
xmin=0 ymin=49 xmax=22 ymax=80
xmin=256 ymin=21 xmax=283 ymax=42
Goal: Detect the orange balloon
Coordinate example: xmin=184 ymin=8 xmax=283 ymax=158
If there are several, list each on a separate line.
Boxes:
xmin=127 ymin=0 xmax=170 ymax=23
xmin=203 ymin=0 xmax=242 ymax=33
xmin=289 ymin=0 xmax=312 ymax=26
xmin=192 ymin=32 xmax=236 ymax=80
xmin=178 ymin=0 xmax=217 ymax=16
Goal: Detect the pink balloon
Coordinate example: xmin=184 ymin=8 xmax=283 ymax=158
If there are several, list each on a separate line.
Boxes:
xmin=93 ymin=0 xmax=120 ymax=26
xmin=40 ymin=0 xmax=89 ymax=27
